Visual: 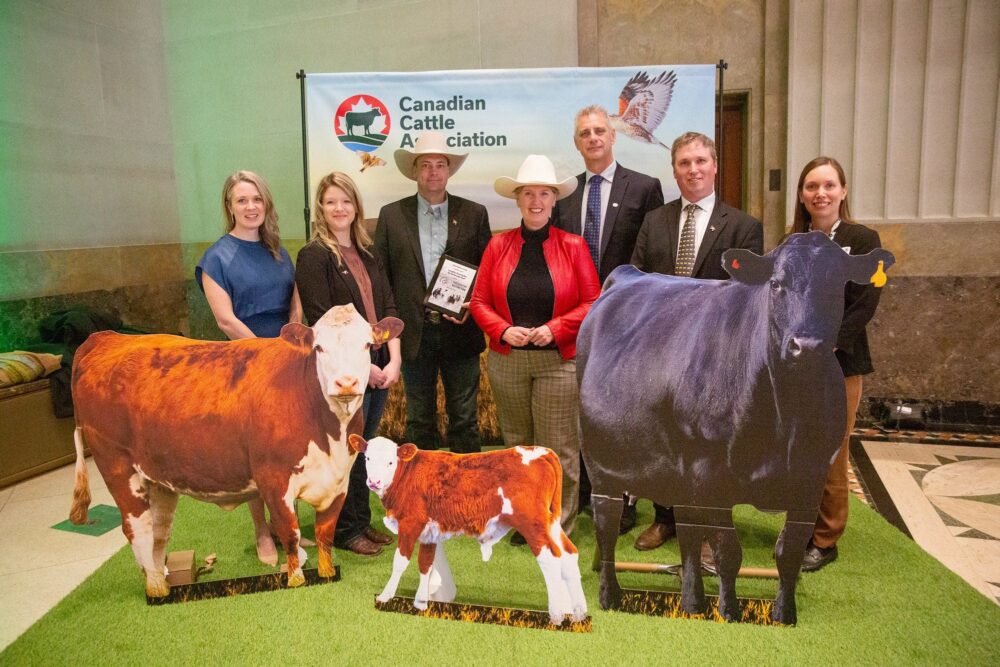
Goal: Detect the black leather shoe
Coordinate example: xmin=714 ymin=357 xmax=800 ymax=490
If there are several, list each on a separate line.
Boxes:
xmin=510 ymin=531 xmax=527 ymax=546
xmin=634 ymin=522 xmax=676 ymax=551
xmin=802 ymin=542 xmax=838 ymax=572
xmin=618 ymin=503 xmax=637 ymax=535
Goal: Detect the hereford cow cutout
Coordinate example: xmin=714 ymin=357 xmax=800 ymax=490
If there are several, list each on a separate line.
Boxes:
xmin=578 ymin=232 xmax=893 ymax=625
xmin=69 ymin=304 xmax=403 ymax=597
xmin=350 ymin=435 xmax=587 ymax=626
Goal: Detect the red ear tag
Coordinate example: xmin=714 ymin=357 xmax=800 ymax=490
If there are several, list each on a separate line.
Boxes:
xmin=731 ymin=259 xmax=740 ymax=269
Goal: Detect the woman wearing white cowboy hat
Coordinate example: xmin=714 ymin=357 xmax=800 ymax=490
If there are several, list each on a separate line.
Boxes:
xmin=470 ymin=154 xmax=601 ymax=539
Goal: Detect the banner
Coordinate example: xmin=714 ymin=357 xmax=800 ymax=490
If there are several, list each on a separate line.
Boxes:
xmin=305 ymin=65 xmax=716 ymax=231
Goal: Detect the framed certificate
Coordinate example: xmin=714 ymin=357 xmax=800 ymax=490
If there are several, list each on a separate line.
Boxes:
xmin=424 ymin=254 xmax=479 ymax=318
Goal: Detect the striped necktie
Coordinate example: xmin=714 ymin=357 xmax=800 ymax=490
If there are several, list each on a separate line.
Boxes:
xmin=582 ymin=174 xmax=603 ymax=271
xmin=675 ymin=203 xmax=699 ymax=277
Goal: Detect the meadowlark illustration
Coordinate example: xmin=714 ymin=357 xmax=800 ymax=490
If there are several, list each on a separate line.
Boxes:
xmin=356 ymin=150 xmax=387 ymax=172
xmin=609 ymin=70 xmax=677 ymax=150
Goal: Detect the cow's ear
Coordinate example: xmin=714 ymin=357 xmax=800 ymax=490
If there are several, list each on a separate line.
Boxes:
xmin=348 ymin=433 xmax=368 ymax=454
xmin=280 ymin=323 xmax=314 ymax=348
xmin=722 ymin=249 xmax=774 ymax=284
xmin=846 ymin=248 xmax=895 ymax=288
xmin=397 ymin=443 xmax=418 ymax=461
xmin=371 ymin=317 xmax=404 ymax=349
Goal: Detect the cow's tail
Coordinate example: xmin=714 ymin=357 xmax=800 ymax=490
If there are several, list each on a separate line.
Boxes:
xmin=69 ymin=427 xmax=92 ymax=525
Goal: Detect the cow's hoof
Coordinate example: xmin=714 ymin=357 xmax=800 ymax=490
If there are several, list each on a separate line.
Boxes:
xmin=287 ymin=569 xmax=305 ymax=588
xmin=413 ymin=598 xmax=428 ymax=611
xmin=376 ymin=593 xmax=393 ymax=604
xmin=771 ymin=604 xmax=796 ymax=626
xmin=318 ymin=561 xmax=335 ymax=578
xmin=548 ymin=614 xmax=567 ymax=626
xmin=146 ymin=578 xmax=170 ymax=598
xmin=598 ymin=587 xmax=621 ymax=611
xmin=570 ymin=607 xmax=588 ymax=622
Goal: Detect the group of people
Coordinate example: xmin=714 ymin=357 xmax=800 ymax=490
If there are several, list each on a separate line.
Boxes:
xmin=196 ymin=104 xmax=884 ymax=574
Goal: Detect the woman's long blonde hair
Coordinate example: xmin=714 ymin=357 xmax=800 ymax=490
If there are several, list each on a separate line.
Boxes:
xmin=311 ymin=172 xmax=373 ymax=264
xmin=221 ymin=170 xmax=283 ymax=260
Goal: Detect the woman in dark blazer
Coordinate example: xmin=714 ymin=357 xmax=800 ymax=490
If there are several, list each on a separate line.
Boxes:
xmin=296 ymin=171 xmax=400 ymax=557
xmin=790 ymin=156 xmax=885 ymax=572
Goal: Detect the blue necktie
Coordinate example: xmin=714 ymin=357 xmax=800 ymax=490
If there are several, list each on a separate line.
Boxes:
xmin=583 ymin=174 xmax=603 ymax=270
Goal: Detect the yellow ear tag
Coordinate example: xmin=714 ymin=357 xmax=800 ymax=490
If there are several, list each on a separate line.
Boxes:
xmin=870 ymin=260 xmax=887 ymax=288
xmin=380 ymin=330 xmax=391 ymax=342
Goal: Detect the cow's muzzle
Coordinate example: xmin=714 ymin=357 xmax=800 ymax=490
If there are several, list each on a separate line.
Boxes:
xmin=782 ymin=335 xmax=826 ymax=362
xmin=334 ymin=375 xmax=361 ymax=395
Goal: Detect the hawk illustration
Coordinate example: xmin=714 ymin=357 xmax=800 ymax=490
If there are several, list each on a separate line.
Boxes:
xmin=355 ymin=150 xmax=386 ymax=173
xmin=609 ymin=70 xmax=677 ymax=150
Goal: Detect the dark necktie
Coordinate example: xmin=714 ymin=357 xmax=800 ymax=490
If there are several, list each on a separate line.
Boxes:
xmin=582 ymin=174 xmax=603 ymax=270
xmin=675 ymin=203 xmax=699 ymax=277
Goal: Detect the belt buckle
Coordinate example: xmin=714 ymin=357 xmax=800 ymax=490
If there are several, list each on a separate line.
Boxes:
xmin=426 ymin=310 xmax=441 ymax=325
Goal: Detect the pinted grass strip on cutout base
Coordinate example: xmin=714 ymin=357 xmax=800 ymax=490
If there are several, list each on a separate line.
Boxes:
xmin=146 ymin=567 xmax=341 ymax=606
xmin=50 ymin=503 xmax=121 ymax=536
xmin=375 ymin=596 xmax=592 ymax=633
xmin=618 ymin=588 xmax=785 ymax=627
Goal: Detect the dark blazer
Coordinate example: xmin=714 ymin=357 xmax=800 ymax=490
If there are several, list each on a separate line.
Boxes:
xmin=374 ymin=193 xmax=491 ymax=361
xmin=295 ymin=240 xmax=397 ymax=326
xmin=631 ymin=197 xmax=764 ymax=279
xmin=553 ymin=163 xmax=664 ymax=282
xmin=831 ymin=222 xmax=883 ymax=377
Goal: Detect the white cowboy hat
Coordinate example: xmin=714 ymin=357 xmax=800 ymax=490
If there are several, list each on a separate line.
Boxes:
xmin=393 ymin=131 xmax=468 ymax=180
xmin=494 ymin=154 xmax=577 ymax=200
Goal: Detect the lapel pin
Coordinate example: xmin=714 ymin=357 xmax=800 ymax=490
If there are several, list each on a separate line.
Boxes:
xmin=709 ymin=225 xmax=716 ymax=232
xmin=452 ymin=219 xmax=458 ymax=226
xmin=612 ymin=202 xmax=619 ymax=207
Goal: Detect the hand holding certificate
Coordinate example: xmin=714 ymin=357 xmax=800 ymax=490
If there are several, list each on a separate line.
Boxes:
xmin=424 ymin=254 xmax=478 ymax=319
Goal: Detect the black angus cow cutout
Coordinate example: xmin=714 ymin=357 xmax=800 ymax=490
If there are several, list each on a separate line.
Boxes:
xmin=577 ymin=231 xmax=893 ymax=625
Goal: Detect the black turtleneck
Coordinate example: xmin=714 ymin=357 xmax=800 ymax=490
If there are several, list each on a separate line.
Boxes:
xmin=506 ymin=222 xmax=556 ymax=350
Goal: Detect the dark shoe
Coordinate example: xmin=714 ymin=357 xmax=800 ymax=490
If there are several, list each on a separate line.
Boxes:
xmin=801 ymin=542 xmax=838 ymax=572
xmin=618 ymin=503 xmax=637 ymax=535
xmin=510 ymin=531 xmax=527 ymax=546
xmin=701 ymin=541 xmax=717 ymax=576
xmin=343 ymin=534 xmax=383 ymax=556
xmin=634 ymin=522 xmax=676 ymax=551
xmin=365 ymin=526 xmax=393 ymax=545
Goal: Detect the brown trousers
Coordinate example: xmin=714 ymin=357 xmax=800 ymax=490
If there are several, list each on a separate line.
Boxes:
xmin=812 ymin=374 xmax=863 ymax=548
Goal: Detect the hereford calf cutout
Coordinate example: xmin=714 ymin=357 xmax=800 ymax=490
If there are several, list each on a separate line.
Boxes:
xmin=69 ymin=304 xmax=402 ymax=597
xmin=350 ymin=435 xmax=587 ymax=625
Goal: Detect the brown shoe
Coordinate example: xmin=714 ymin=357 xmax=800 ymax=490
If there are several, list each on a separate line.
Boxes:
xmin=343 ymin=534 xmax=383 ymax=556
xmin=701 ymin=541 xmax=717 ymax=576
xmin=365 ymin=526 xmax=393 ymax=545
xmin=634 ymin=522 xmax=676 ymax=551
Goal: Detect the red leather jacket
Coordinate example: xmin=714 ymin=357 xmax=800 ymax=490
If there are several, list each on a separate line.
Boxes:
xmin=470 ymin=225 xmax=600 ymax=360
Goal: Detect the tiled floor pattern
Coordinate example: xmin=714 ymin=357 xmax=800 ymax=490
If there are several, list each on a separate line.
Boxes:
xmin=1 ymin=436 xmax=998 ymax=650
xmin=858 ymin=440 xmax=1000 ymax=605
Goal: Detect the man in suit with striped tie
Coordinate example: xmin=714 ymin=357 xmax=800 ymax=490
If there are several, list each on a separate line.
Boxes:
xmin=554 ymin=105 xmax=664 ymax=534
xmin=630 ymin=131 xmax=764 ymax=555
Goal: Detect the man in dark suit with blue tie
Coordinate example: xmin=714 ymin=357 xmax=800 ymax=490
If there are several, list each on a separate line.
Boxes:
xmin=554 ymin=105 xmax=664 ymax=533
xmin=631 ymin=131 xmax=764 ymax=553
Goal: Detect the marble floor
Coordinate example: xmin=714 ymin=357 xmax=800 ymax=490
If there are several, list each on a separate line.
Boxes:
xmin=854 ymin=439 xmax=1000 ymax=605
xmin=1 ymin=438 xmax=998 ymax=651
xmin=0 ymin=458 xmax=126 ymax=651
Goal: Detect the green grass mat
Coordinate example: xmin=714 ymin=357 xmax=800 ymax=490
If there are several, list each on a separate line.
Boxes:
xmin=5 ymin=496 xmax=999 ymax=664
xmin=50 ymin=504 xmax=121 ymax=536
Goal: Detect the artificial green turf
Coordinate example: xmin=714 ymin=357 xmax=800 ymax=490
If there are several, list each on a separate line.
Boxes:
xmin=4 ymin=496 xmax=999 ymax=665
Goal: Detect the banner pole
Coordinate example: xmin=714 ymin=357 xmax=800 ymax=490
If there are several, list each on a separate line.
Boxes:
xmin=716 ymin=59 xmax=727 ymax=204
xmin=296 ymin=70 xmax=310 ymax=239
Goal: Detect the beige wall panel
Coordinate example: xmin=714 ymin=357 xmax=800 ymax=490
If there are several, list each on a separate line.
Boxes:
xmin=953 ymin=0 xmax=1000 ymax=218
xmin=819 ymin=0 xmax=858 ymax=175
xmin=917 ymin=0 xmax=965 ymax=218
xmin=884 ymin=0 xmax=928 ymax=220
xmin=851 ymin=0 xmax=891 ymax=220
xmin=787 ymin=0 xmax=825 ymax=220
xmin=480 ymin=0 xmax=577 ymax=68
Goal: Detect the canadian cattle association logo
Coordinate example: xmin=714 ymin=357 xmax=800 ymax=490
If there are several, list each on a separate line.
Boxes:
xmin=334 ymin=94 xmax=391 ymax=153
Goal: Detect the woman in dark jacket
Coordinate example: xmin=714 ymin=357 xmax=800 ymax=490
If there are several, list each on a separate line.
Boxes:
xmin=791 ymin=156 xmax=885 ymax=572
xmin=470 ymin=155 xmax=600 ymax=537
xmin=296 ymin=171 xmax=400 ymax=556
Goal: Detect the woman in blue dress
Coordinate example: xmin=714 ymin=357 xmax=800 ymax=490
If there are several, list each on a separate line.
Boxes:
xmin=196 ymin=170 xmax=302 ymax=566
